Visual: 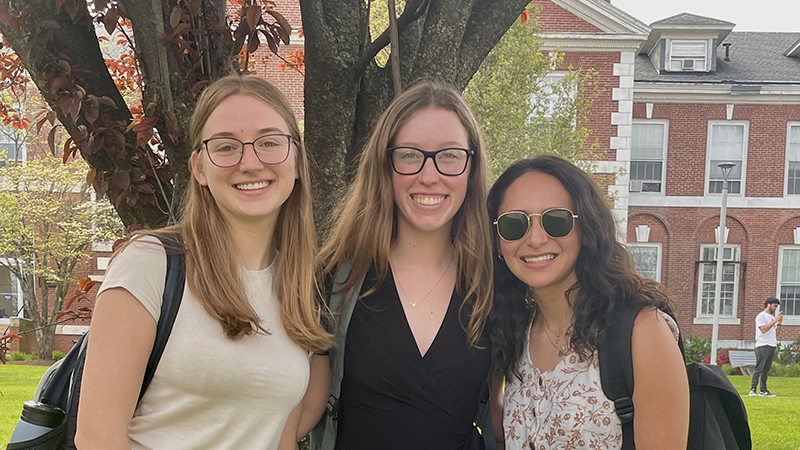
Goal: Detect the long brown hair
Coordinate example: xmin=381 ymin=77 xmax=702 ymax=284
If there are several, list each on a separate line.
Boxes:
xmin=317 ymin=80 xmax=493 ymax=346
xmin=487 ymin=155 xmax=670 ymax=379
xmin=121 ymin=75 xmax=331 ymax=353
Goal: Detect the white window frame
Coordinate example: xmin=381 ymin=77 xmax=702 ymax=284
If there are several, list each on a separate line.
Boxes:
xmin=627 ymin=243 xmax=662 ymax=281
xmin=528 ymin=71 xmax=577 ymax=122
xmin=777 ymin=245 xmax=800 ymax=326
xmin=694 ymin=244 xmax=741 ymax=324
xmin=0 ymin=259 xmax=23 ymax=322
xmin=705 ymin=121 xmax=748 ymax=197
xmin=668 ymin=39 xmax=708 ymax=72
xmin=785 ymin=122 xmax=800 ymax=196
xmin=630 ymin=120 xmax=668 ymax=195
xmin=0 ymin=126 xmax=25 ymax=166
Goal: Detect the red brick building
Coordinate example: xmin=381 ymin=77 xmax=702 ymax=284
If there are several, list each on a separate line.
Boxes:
xmin=6 ymin=0 xmax=799 ymax=353
xmin=532 ymin=0 xmax=800 ymax=347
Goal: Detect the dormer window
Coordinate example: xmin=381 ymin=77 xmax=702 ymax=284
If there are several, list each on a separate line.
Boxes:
xmin=669 ymin=40 xmax=707 ymax=71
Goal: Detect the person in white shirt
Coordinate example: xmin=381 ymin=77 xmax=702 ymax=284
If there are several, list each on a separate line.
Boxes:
xmin=749 ymin=297 xmax=783 ymax=397
xmin=76 ymin=75 xmax=332 ymax=450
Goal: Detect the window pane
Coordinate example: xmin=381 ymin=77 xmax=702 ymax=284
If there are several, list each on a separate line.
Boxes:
xmin=0 ymin=266 xmax=19 ymax=318
xmin=782 ymin=249 xmax=800 ymax=283
xmin=672 ymin=41 xmax=705 ymax=57
xmin=632 ymin=124 xmax=665 ymax=159
xmin=629 ymin=246 xmax=659 ymax=280
xmin=699 ymin=246 xmax=738 ymax=318
xmin=788 ymin=126 xmax=800 ymax=161
xmin=789 ymin=162 xmax=800 ymax=195
xmin=780 ymin=285 xmax=799 ymax=316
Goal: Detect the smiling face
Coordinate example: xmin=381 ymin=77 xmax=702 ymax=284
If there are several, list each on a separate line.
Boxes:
xmin=390 ymin=107 xmax=470 ymax=236
xmin=191 ymin=94 xmax=297 ymax=230
xmin=497 ymin=171 xmax=583 ymax=300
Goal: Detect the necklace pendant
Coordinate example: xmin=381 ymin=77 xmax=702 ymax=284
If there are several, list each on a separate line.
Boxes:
xmin=409 ymin=302 xmax=418 ymax=307
xmin=558 ymin=347 xmax=566 ymax=357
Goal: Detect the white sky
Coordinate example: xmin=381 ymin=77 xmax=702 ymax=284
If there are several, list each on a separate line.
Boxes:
xmin=610 ymin=0 xmax=799 ymax=32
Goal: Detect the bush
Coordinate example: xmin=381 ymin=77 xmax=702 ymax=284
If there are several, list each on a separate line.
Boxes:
xmin=776 ymin=342 xmax=796 ymax=365
xmin=8 ymin=351 xmax=38 ymax=361
xmin=684 ymin=336 xmax=711 ymax=364
xmin=788 ymin=363 xmax=800 ymax=378
xmin=721 ymin=364 xmax=738 ymax=375
xmin=52 ymin=350 xmax=66 ymax=361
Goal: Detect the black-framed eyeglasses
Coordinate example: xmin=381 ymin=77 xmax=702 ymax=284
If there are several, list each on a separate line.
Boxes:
xmin=493 ymin=208 xmax=579 ymax=241
xmin=387 ymin=146 xmax=474 ymax=176
xmin=202 ymin=134 xmax=295 ymax=168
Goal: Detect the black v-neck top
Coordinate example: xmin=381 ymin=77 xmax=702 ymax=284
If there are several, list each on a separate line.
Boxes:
xmin=334 ymin=266 xmax=491 ymax=450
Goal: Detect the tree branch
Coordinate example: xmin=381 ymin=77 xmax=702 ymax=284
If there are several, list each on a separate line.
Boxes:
xmin=456 ymin=0 xmax=531 ymax=88
xmin=355 ymin=0 xmax=428 ymax=77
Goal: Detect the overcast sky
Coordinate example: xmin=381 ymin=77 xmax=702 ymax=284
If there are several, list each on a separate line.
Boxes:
xmin=611 ymin=0 xmax=799 ymax=32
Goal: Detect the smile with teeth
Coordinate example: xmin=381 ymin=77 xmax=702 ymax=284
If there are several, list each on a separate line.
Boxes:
xmin=412 ymin=195 xmax=446 ymax=206
xmin=235 ymin=181 xmax=272 ymax=191
xmin=523 ymin=254 xmax=556 ymax=263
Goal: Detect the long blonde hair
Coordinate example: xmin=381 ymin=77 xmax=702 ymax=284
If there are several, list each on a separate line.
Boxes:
xmin=124 ymin=75 xmax=331 ymax=353
xmin=317 ymin=80 xmax=493 ymax=346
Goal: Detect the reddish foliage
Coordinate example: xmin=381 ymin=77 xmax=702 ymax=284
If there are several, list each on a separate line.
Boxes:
xmin=279 ymin=49 xmax=304 ymax=73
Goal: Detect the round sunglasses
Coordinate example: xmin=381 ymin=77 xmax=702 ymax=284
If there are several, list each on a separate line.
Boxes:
xmin=493 ymin=208 xmax=579 ymax=241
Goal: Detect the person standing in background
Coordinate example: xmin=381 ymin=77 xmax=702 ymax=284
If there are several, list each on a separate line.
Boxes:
xmin=750 ymin=297 xmax=783 ymax=397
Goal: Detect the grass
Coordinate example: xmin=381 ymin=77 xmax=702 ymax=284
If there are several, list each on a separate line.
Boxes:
xmin=727 ymin=375 xmax=800 ymax=450
xmin=0 ymin=365 xmax=49 ymax=450
xmin=1 ymin=366 xmax=799 ymax=449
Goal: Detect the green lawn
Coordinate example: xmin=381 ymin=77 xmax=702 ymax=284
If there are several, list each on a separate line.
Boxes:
xmin=728 ymin=375 xmax=800 ymax=450
xmin=0 ymin=365 xmax=48 ymax=450
xmin=1 ymin=366 xmax=799 ymax=449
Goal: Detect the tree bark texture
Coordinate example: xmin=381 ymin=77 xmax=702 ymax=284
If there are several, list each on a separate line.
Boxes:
xmin=1 ymin=0 xmax=529 ymax=230
xmin=300 ymin=0 xmax=530 ymax=230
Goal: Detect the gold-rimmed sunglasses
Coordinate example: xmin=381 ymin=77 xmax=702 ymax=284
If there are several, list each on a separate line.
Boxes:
xmin=493 ymin=208 xmax=579 ymax=241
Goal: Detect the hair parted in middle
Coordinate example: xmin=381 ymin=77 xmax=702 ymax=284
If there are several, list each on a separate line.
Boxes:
xmin=122 ymin=74 xmax=331 ymax=354
xmin=487 ymin=155 xmax=671 ymax=379
xmin=317 ymin=79 xmax=493 ymax=346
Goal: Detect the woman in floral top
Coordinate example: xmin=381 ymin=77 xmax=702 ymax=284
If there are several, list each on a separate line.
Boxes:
xmin=486 ymin=156 xmax=689 ymax=450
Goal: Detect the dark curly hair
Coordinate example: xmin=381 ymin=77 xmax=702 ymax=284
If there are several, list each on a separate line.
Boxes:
xmin=487 ymin=155 xmax=670 ymax=380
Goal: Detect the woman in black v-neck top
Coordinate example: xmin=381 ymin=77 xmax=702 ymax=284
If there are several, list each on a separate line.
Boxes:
xmin=314 ymin=81 xmax=496 ymax=450
xmin=335 ymin=268 xmax=490 ymax=450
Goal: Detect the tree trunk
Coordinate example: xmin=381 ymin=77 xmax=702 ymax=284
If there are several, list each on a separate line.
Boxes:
xmin=35 ymin=322 xmax=56 ymax=360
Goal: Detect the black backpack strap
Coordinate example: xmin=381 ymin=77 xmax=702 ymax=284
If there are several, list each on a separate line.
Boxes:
xmin=598 ymin=305 xmax=642 ymax=450
xmin=138 ymin=234 xmax=185 ymax=402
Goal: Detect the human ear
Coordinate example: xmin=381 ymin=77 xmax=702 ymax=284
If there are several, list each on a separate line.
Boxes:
xmin=191 ymin=151 xmax=208 ymax=186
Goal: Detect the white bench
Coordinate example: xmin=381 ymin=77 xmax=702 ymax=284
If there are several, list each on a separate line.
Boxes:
xmin=728 ymin=350 xmax=757 ymax=375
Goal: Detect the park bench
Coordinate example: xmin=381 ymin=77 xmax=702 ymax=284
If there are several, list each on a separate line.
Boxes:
xmin=728 ymin=350 xmax=757 ymax=375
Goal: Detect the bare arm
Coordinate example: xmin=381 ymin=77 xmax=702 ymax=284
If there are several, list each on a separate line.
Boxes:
xmin=297 ymin=354 xmax=332 ymax=440
xmin=277 ymin=353 xmax=330 ymax=447
xmin=490 ymin=373 xmax=505 ymax=450
xmin=75 ymin=288 xmax=157 ymax=450
xmin=758 ymin=314 xmax=783 ymax=334
xmin=631 ymin=309 xmax=689 ymax=450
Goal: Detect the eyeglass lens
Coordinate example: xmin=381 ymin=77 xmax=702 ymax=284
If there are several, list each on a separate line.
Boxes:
xmin=496 ymin=208 xmax=576 ymax=241
xmin=390 ymin=147 xmax=470 ymax=176
xmin=204 ymin=134 xmax=291 ymax=167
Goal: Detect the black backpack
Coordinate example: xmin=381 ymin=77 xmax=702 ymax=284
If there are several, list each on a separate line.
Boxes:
xmin=598 ymin=303 xmax=752 ymax=450
xmin=7 ymin=235 xmax=185 ymax=450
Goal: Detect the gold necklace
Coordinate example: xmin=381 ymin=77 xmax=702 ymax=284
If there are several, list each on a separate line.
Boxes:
xmin=542 ymin=322 xmax=569 ymax=357
xmin=392 ymin=253 xmax=454 ymax=308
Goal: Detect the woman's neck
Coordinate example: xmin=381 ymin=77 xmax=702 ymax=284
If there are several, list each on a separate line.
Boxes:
xmin=391 ymin=223 xmax=454 ymax=267
xmin=228 ymin=219 xmax=277 ymax=270
xmin=534 ymin=290 xmax=574 ymax=332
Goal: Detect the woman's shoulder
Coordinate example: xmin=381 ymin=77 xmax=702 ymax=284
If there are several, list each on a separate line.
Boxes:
xmin=633 ymin=306 xmax=680 ymax=343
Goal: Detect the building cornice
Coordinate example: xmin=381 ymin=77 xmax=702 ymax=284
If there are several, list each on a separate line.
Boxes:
xmin=634 ymin=82 xmax=800 ymax=104
xmin=540 ymin=33 xmax=648 ymax=52
xmin=551 ymin=0 xmax=651 ymax=35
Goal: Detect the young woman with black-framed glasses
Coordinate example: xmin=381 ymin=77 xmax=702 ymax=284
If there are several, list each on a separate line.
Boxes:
xmin=486 ymin=155 xmax=689 ymax=450
xmin=312 ymin=80 xmax=495 ymax=450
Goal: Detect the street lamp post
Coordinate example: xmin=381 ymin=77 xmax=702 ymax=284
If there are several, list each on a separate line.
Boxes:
xmin=710 ymin=162 xmax=736 ymax=365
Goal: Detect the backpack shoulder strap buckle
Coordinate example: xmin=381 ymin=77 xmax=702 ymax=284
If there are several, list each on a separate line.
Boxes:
xmin=614 ymin=396 xmax=634 ymax=423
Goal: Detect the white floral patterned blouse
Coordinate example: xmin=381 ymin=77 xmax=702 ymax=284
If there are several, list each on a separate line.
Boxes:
xmin=503 ymin=310 xmax=679 ymax=450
